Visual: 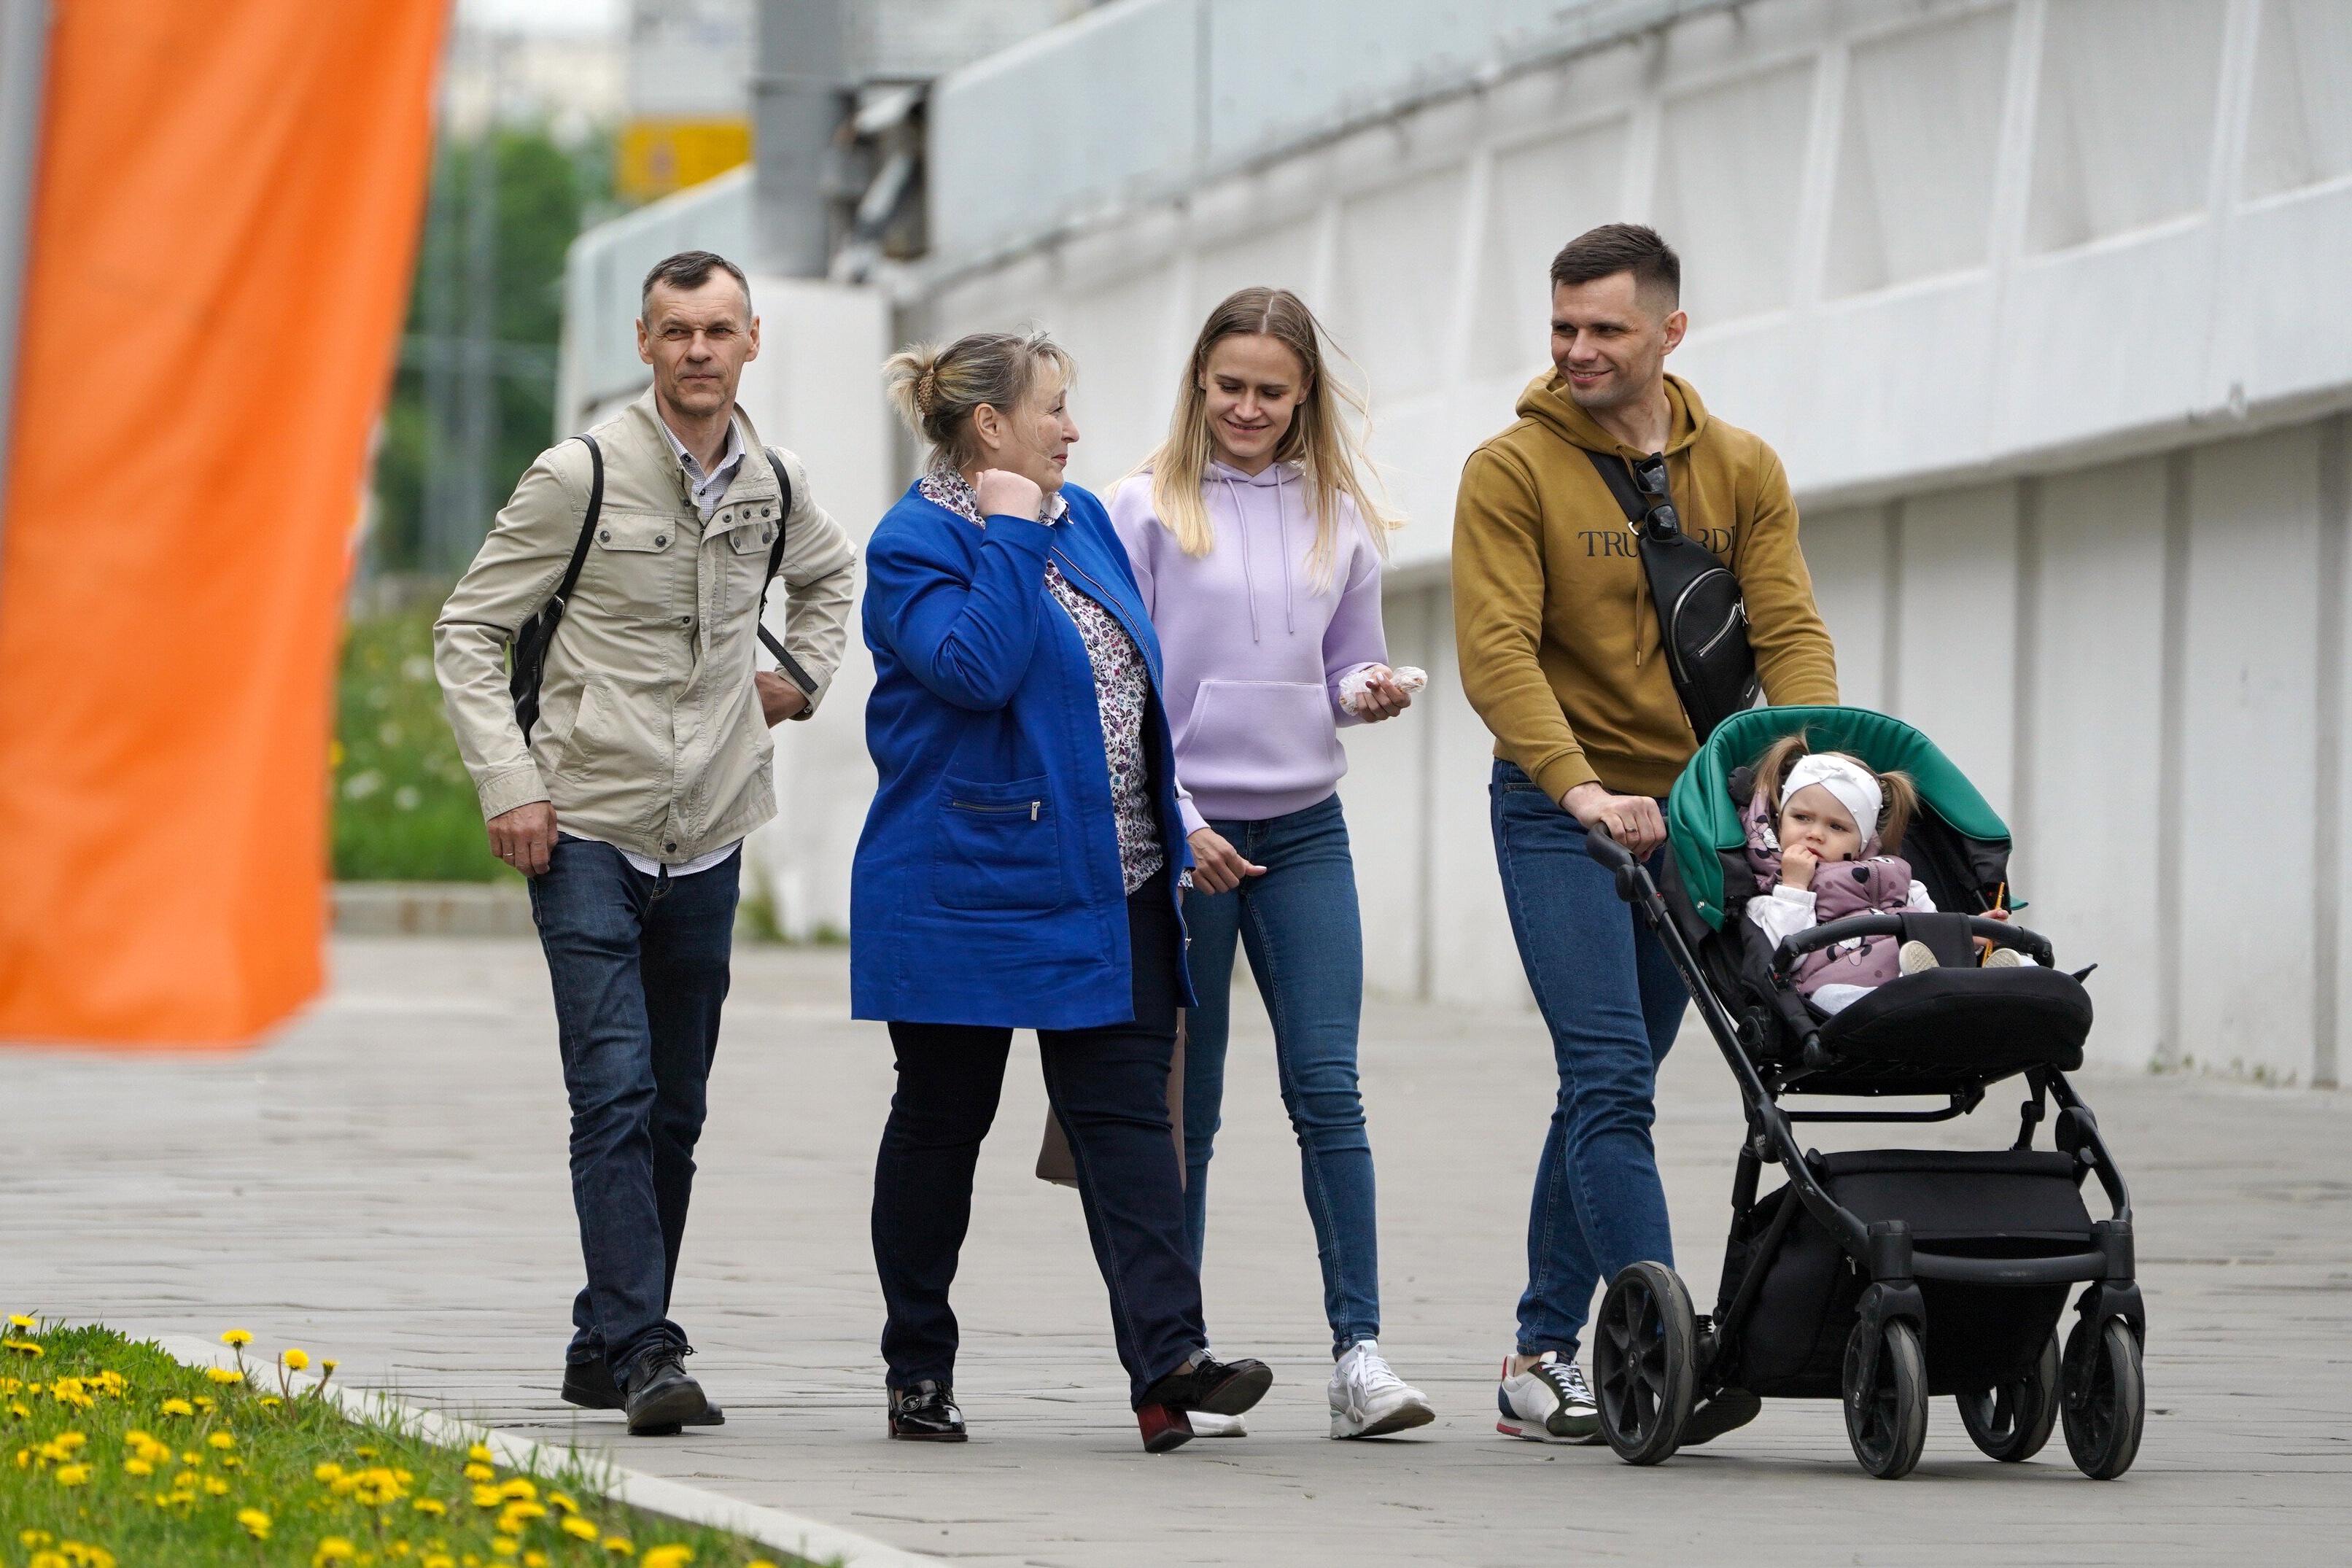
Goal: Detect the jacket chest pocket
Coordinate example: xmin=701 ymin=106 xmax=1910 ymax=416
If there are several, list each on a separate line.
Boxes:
xmin=722 ymin=513 xmax=780 ymax=599
xmin=933 ymin=774 xmax=1064 ymax=912
xmin=591 ymin=511 xmax=686 ymax=618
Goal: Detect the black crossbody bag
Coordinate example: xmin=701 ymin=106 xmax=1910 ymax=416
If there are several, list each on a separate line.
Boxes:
xmin=1583 ymin=448 xmax=1759 ymax=743
xmin=508 ymin=436 xmax=816 ymax=742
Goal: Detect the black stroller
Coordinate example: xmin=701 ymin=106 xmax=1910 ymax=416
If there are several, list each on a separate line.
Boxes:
xmin=1583 ymin=706 xmax=2145 ymax=1479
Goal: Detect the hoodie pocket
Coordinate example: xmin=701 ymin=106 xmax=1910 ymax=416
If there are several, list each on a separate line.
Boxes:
xmin=933 ymin=774 xmax=1065 ymax=912
xmin=1173 ymin=680 xmax=1344 ymax=798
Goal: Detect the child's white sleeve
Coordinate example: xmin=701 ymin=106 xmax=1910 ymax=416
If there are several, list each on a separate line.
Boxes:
xmin=1906 ymin=880 xmax=1936 ymax=911
xmin=1744 ymin=885 xmax=1820 ymax=950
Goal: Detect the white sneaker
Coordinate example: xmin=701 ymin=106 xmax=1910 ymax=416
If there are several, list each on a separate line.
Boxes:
xmin=1496 ymin=1351 xmax=1602 ymax=1444
xmin=1187 ymin=1410 xmax=1249 ymax=1437
xmin=1327 ymin=1340 xmax=1435 ymax=1439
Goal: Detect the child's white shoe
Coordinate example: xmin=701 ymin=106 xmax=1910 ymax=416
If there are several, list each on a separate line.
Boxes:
xmin=1898 ymin=939 xmax=1937 ymax=975
xmin=1983 ymin=946 xmax=2025 ymax=969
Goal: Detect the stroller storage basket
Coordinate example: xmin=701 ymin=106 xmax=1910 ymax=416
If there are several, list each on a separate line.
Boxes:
xmin=1720 ymin=1149 xmax=2092 ymax=1400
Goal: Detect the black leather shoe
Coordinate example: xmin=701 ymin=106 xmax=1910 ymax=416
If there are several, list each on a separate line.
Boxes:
xmin=888 ymin=1380 xmax=966 ymax=1441
xmin=1139 ymin=1352 xmax=1273 ymax=1418
xmin=623 ymin=1348 xmax=709 ymax=1436
xmin=566 ymin=1357 xmax=723 ymax=1424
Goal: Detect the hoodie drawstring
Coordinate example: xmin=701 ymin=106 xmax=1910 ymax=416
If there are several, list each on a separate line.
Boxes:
xmin=1216 ymin=470 xmax=1262 ymax=643
xmin=1273 ymin=465 xmax=1296 ymax=634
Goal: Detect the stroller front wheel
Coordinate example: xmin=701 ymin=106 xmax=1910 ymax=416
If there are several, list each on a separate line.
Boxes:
xmin=2061 ymin=1316 xmax=2145 ymax=1480
xmin=1957 ymin=1332 xmax=2062 ymax=1462
xmin=1844 ymin=1317 xmax=1929 ymax=1478
xmin=1594 ymin=1261 xmax=1698 ymax=1464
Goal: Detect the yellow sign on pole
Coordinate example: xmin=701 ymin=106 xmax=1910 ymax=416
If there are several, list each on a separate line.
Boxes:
xmin=616 ymin=117 xmax=751 ymax=201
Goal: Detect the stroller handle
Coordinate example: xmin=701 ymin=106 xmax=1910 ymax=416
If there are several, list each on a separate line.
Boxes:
xmin=1771 ymin=912 xmax=2054 ymax=979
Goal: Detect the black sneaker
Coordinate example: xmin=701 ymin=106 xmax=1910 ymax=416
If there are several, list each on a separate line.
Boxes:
xmin=887 ymin=1380 xmax=966 ymax=1441
xmin=623 ymin=1348 xmax=708 ymax=1436
xmin=1140 ymin=1352 xmax=1273 ymax=1418
xmin=1681 ymin=1388 xmax=1762 ymax=1447
xmin=564 ymin=1357 xmax=723 ymax=1425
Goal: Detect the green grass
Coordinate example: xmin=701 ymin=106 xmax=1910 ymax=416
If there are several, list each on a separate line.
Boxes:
xmin=333 ymin=599 xmax=515 ymax=885
xmin=1 ymin=1323 xmax=819 ymax=1568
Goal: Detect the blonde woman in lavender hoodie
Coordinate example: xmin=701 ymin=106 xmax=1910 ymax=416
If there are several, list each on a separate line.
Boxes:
xmin=1109 ymin=287 xmax=1434 ymax=1440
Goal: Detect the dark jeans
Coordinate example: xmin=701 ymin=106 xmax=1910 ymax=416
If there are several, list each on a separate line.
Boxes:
xmin=873 ymin=870 xmax=1206 ymax=1408
xmin=528 ymin=834 xmax=740 ymax=1387
xmin=1491 ymin=762 xmax=1688 ymax=1360
xmin=1181 ymin=792 xmax=1381 ymax=1357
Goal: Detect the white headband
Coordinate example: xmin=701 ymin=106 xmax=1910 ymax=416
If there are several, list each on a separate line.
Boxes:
xmin=1782 ymin=753 xmax=1882 ymax=841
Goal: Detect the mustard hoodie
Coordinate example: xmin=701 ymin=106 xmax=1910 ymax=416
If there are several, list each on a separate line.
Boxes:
xmin=1451 ymin=370 xmax=1838 ymax=802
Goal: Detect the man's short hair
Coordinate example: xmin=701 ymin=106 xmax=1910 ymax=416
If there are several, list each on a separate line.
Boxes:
xmin=640 ymin=250 xmax=750 ymax=317
xmin=1549 ymin=224 xmax=1680 ymax=312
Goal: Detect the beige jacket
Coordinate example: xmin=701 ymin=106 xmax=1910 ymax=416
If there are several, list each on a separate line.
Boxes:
xmin=434 ymin=390 xmax=858 ymax=863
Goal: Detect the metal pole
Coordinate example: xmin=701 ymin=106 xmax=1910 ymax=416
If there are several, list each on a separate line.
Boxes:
xmin=0 ymin=0 xmax=53 ymax=579
xmin=458 ymin=34 xmax=500 ymax=572
xmin=753 ymin=0 xmax=847 ymax=277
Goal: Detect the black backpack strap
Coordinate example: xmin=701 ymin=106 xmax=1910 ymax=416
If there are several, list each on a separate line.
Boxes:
xmin=556 ymin=433 xmax=605 ymax=606
xmin=1582 ymin=446 xmax=1649 ymax=525
xmin=756 ymin=446 xmax=821 ymax=699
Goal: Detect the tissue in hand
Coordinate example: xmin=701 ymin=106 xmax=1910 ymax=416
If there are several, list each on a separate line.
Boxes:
xmin=1338 ymin=664 xmax=1428 ymax=715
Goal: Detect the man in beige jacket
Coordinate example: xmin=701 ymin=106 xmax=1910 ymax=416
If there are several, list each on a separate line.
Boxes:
xmin=435 ymin=250 xmax=856 ymax=1435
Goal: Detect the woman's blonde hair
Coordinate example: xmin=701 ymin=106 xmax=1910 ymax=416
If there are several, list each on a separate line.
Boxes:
xmin=1138 ymin=287 xmax=1398 ymax=587
xmin=882 ymin=329 xmax=1074 ymax=470
xmin=1753 ymin=732 xmax=1919 ymax=853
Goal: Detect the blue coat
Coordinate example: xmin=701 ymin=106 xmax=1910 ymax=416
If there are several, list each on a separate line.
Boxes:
xmin=850 ymin=479 xmax=1196 ymax=1029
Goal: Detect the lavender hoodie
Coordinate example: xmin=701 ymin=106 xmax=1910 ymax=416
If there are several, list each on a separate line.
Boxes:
xmin=1109 ymin=462 xmax=1388 ymax=835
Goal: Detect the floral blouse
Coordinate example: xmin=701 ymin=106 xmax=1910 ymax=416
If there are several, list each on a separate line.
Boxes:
xmin=919 ymin=465 xmax=1165 ymax=893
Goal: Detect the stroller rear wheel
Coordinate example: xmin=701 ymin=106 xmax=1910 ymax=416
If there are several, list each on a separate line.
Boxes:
xmin=1594 ymin=1261 xmax=1697 ymax=1464
xmin=1957 ymin=1332 xmax=2061 ymax=1462
xmin=1844 ymin=1318 xmax=1928 ymax=1479
xmin=2062 ymin=1316 xmax=2144 ymax=1479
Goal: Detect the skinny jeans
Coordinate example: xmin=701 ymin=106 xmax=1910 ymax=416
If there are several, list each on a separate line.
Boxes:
xmin=1490 ymin=763 xmax=1688 ymax=1359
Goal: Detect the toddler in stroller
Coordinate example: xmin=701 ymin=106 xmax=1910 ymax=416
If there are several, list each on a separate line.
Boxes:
xmin=1740 ymin=736 xmax=2033 ymax=1014
xmin=1580 ymin=707 xmax=2144 ymax=1480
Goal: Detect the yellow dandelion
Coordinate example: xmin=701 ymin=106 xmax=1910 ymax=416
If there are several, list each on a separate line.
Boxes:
xmin=238 ymin=1507 xmax=272 ymax=1539
xmin=471 ymin=1485 xmax=504 ymax=1509
xmin=20 ymin=1529 xmax=55 ymax=1547
xmin=204 ymin=1367 xmax=242 ymax=1386
xmin=423 ymin=1556 xmax=454 ymax=1568
xmin=182 ymin=1451 xmax=201 ymax=1465
xmin=546 ymin=1491 xmax=577 ymax=1514
xmin=193 ymin=1397 xmax=214 ymax=1410
xmin=7 ymin=1316 xmax=33 ymax=1330
xmin=53 ymin=1463 xmax=90 ymax=1486
xmin=204 ymin=1476 xmax=230 ymax=1496
xmin=160 ymin=1398 xmax=193 ymax=1416
xmin=525 ymin=1554 xmax=548 ymax=1567
xmin=466 ymin=1443 xmax=493 ymax=1463
xmin=313 ymin=1538 xmax=357 ymax=1565
xmin=260 ymin=1396 xmax=282 ymax=1408
xmin=220 ymin=1330 xmax=252 ymax=1348
xmin=491 ymin=1542 xmax=519 ymax=1559
xmin=559 ymin=1518 xmax=599 ymax=1542
xmin=3 ymin=1340 xmax=44 ymax=1358
xmin=498 ymin=1478 xmax=536 ymax=1502
xmin=123 ymin=1458 xmax=152 ymax=1476
xmin=640 ymin=1547 xmax=693 ymax=1568
xmin=411 ymin=1497 xmax=447 ymax=1516
xmin=463 ymin=1462 xmax=494 ymax=1482
xmin=53 ymin=1432 xmax=85 ymax=1451
xmin=281 ymin=1348 xmax=310 ymax=1371
xmin=314 ymin=1462 xmax=344 ymax=1482
xmin=9 ymin=1403 xmax=28 ymax=1418
xmin=207 ymin=1432 xmax=235 ymax=1450
xmin=220 ymin=1454 xmax=241 ymax=1469
xmin=505 ymin=1500 xmax=548 ymax=1522
xmin=601 ymin=1540 xmax=633 ymax=1556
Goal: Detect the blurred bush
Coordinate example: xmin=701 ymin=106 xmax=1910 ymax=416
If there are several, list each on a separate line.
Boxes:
xmin=332 ymin=600 xmax=510 ymax=883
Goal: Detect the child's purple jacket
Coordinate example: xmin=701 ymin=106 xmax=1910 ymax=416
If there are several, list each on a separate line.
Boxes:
xmin=1109 ymin=463 xmax=1388 ymax=833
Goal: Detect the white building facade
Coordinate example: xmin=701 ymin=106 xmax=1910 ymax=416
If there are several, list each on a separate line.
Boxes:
xmin=567 ymin=0 xmax=2352 ymax=1086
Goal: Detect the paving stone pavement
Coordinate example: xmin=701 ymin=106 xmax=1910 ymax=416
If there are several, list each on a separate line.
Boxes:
xmin=8 ymin=937 xmax=2349 ymax=1566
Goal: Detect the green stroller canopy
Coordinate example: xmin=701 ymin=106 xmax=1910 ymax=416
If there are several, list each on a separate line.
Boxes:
xmin=1667 ymin=706 xmax=2013 ymax=930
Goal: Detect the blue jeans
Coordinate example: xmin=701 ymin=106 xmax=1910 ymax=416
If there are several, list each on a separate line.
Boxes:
xmin=1491 ymin=763 xmax=1688 ymax=1360
xmin=1182 ymin=792 xmax=1380 ymax=1357
xmin=528 ymin=836 xmax=740 ymax=1388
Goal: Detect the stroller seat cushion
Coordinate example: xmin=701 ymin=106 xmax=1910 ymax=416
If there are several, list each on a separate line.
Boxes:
xmin=1815 ymin=965 xmax=2090 ymax=1074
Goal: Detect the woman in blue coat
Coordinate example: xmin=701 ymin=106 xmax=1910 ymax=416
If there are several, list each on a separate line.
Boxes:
xmin=855 ymin=329 xmax=1273 ymax=1452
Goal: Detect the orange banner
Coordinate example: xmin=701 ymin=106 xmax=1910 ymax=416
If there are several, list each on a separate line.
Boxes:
xmin=0 ymin=0 xmax=449 ymax=1044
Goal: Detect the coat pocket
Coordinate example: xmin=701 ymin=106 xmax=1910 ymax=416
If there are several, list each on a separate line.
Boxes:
xmin=933 ymin=774 xmax=1063 ymax=912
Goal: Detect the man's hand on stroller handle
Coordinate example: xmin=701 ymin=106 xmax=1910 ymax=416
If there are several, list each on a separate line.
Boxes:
xmin=1564 ymin=783 xmax=1666 ymax=856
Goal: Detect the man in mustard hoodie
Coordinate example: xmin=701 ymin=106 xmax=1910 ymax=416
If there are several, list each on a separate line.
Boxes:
xmin=1453 ymin=224 xmax=1837 ymax=1445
